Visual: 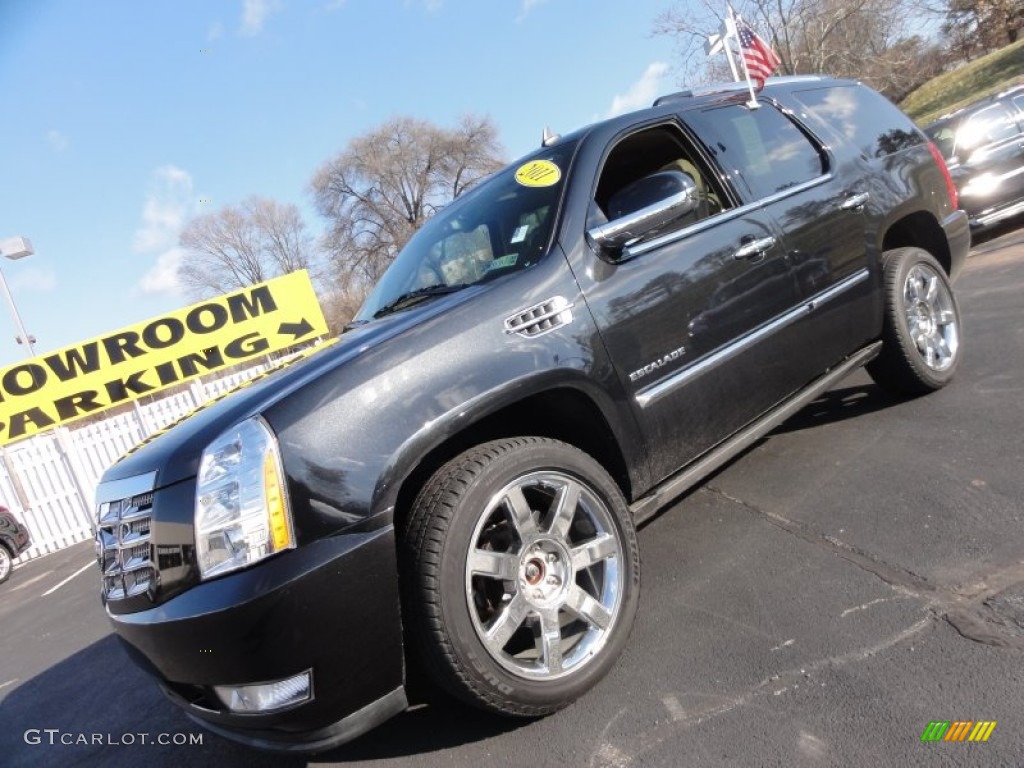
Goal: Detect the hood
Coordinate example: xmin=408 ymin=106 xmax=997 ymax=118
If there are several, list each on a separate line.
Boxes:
xmin=101 ymin=285 xmax=487 ymax=490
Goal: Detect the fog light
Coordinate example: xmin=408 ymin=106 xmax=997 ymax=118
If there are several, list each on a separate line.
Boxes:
xmin=213 ymin=670 xmax=312 ymax=713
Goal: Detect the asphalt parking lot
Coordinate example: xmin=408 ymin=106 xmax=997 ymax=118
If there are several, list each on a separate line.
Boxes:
xmin=2 ymin=224 xmax=1023 ymax=767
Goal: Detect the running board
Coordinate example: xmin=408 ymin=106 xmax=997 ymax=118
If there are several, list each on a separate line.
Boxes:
xmin=629 ymin=342 xmax=883 ymax=525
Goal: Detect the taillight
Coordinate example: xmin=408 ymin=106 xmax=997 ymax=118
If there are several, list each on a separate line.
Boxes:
xmin=928 ymin=141 xmax=958 ymax=211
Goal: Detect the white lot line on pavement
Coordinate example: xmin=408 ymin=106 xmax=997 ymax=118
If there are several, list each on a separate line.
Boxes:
xmin=9 ymin=571 xmax=54 ymax=592
xmin=42 ymin=562 xmax=94 ymax=597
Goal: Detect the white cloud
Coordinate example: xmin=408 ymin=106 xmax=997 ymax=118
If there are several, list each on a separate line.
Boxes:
xmin=138 ymin=248 xmax=187 ymax=295
xmin=403 ymin=0 xmax=442 ymax=12
xmin=46 ymin=129 xmax=69 ymax=152
xmin=207 ymin=21 xmax=224 ymax=41
xmin=8 ymin=266 xmax=57 ymax=294
xmin=607 ymin=62 xmax=670 ymax=117
xmin=324 ymin=0 xmax=346 ymax=9
xmin=240 ymin=0 xmax=280 ymax=36
xmin=517 ymin=0 xmax=550 ymax=22
xmin=133 ymin=166 xmax=194 ymax=295
xmin=133 ymin=165 xmax=194 ymax=254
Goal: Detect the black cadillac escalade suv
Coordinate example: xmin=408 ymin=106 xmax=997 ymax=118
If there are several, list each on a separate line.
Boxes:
xmin=95 ymin=76 xmax=969 ymax=752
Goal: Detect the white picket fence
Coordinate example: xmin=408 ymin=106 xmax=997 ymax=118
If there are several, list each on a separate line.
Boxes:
xmin=0 ymin=363 xmax=274 ymax=565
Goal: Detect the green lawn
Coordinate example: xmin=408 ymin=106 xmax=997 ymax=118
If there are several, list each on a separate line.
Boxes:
xmin=900 ymin=39 xmax=1024 ymax=126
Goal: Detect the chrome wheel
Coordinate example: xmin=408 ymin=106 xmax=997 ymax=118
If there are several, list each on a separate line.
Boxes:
xmin=867 ymin=247 xmax=962 ymax=396
xmin=465 ymin=471 xmax=623 ymax=681
xmin=403 ymin=437 xmax=638 ymax=715
xmin=903 ymin=263 xmax=959 ymax=372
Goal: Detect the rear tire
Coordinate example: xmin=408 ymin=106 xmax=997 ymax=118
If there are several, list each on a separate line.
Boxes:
xmin=400 ymin=437 xmax=640 ymax=716
xmin=867 ymin=247 xmax=962 ymax=395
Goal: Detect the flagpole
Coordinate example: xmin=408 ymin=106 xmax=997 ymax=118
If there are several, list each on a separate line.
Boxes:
xmin=722 ymin=12 xmax=740 ymax=82
xmin=731 ymin=9 xmax=761 ymax=109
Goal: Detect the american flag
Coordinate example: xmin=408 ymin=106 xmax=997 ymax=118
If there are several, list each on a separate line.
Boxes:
xmin=736 ymin=17 xmax=781 ymax=89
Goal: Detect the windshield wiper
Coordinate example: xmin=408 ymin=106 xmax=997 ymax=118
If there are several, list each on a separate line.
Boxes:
xmin=372 ymin=283 xmax=470 ymax=319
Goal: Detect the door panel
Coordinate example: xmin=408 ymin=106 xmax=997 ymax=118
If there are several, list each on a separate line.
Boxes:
xmin=583 ymin=208 xmax=803 ymax=485
xmin=761 ymin=178 xmax=875 ymax=380
xmin=684 ymin=99 xmax=874 ymax=383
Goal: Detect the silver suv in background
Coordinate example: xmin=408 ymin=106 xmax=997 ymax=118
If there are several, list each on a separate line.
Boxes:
xmin=925 ymin=85 xmax=1024 ymax=229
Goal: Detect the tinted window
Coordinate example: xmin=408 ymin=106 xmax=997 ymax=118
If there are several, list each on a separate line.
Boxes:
xmin=793 ymin=84 xmax=924 ymax=159
xmin=687 ymin=103 xmax=826 ymax=201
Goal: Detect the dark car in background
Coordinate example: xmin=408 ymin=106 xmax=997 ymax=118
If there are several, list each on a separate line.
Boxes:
xmin=925 ymin=85 xmax=1024 ymax=229
xmin=0 ymin=506 xmax=32 ymax=584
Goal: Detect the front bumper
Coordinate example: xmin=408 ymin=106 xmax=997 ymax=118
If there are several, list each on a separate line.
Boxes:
xmin=109 ymin=526 xmax=406 ymax=752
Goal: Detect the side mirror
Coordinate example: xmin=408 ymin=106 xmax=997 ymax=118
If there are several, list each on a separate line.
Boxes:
xmin=587 ymin=170 xmax=698 ymax=253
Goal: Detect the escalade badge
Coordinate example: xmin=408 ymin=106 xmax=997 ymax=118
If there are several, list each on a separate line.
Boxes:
xmin=629 ymin=346 xmax=687 ymax=382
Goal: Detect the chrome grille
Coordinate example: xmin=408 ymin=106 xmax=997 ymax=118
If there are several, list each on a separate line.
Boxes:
xmin=96 ymin=493 xmax=154 ymax=601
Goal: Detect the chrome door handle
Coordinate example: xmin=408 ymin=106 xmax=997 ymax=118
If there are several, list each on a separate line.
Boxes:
xmin=838 ymin=192 xmax=870 ymax=211
xmin=733 ymin=236 xmax=777 ymax=260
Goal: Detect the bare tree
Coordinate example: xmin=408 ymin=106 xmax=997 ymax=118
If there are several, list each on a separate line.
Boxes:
xmin=653 ymin=0 xmax=940 ymax=99
xmin=653 ymin=1 xmax=741 ymax=85
xmin=782 ymin=0 xmax=945 ymax=99
xmin=310 ymin=114 xmax=505 ymax=290
xmin=178 ymin=196 xmax=316 ymax=299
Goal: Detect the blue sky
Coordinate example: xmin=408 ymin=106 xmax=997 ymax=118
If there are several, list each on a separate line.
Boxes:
xmin=0 ymin=0 xmax=683 ymax=365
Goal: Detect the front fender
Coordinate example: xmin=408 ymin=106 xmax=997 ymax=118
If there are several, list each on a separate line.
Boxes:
xmin=369 ymin=366 xmax=645 ymax=520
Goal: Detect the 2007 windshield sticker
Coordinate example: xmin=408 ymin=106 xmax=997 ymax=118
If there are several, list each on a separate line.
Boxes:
xmin=515 ymin=160 xmax=561 ymax=188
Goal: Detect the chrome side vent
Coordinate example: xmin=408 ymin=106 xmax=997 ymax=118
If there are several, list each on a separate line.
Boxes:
xmin=504 ymin=296 xmax=574 ymax=338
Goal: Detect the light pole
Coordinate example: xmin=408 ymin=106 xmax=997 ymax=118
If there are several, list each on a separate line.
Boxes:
xmin=0 ymin=236 xmax=92 ymax=529
xmin=0 ymin=236 xmax=42 ymax=525
xmin=0 ymin=236 xmax=38 ymax=356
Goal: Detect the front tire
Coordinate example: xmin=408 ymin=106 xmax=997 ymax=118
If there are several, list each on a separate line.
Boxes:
xmin=400 ymin=437 xmax=640 ymax=716
xmin=867 ymin=247 xmax=962 ymax=395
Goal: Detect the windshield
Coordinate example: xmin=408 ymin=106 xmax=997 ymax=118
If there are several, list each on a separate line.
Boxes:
xmin=355 ymin=140 xmax=579 ymax=322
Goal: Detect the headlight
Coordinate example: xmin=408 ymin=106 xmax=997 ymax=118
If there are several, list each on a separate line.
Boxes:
xmin=195 ymin=416 xmax=295 ymax=579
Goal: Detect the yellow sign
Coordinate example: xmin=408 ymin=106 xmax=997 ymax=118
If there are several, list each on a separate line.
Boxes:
xmin=514 ymin=160 xmax=561 ymax=188
xmin=0 ymin=270 xmax=329 ymax=446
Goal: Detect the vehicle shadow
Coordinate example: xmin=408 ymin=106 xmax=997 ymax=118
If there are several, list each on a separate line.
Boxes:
xmin=0 ymin=634 xmax=278 ymax=768
xmin=770 ymin=383 xmax=902 ymax=435
xmin=312 ymin=695 xmax=527 ymax=763
xmin=0 ymin=632 xmax=522 ymax=767
xmin=637 ymin=381 xmax=903 ymax=531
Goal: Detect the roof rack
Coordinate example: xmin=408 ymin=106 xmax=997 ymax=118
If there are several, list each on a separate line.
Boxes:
xmin=652 ymin=91 xmax=692 ymax=107
xmin=764 ymin=75 xmax=826 ymax=85
xmin=653 ymin=83 xmax=743 ymax=107
xmin=652 ymin=75 xmax=828 ymax=107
